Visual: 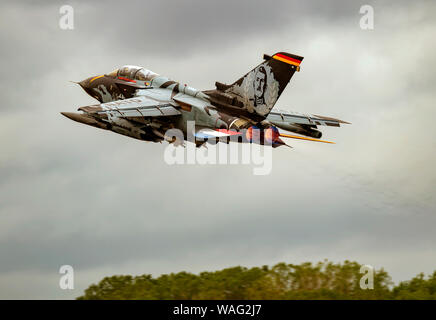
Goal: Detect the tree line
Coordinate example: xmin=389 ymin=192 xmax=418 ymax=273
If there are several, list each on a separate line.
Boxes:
xmin=77 ymin=260 xmax=436 ymax=300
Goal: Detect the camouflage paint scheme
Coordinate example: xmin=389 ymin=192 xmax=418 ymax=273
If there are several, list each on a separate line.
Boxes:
xmin=62 ymin=52 xmax=349 ymax=147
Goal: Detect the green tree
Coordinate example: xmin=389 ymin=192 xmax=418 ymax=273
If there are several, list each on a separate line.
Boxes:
xmin=76 ymin=260 xmax=434 ymax=300
xmin=392 ymin=271 xmax=436 ymax=300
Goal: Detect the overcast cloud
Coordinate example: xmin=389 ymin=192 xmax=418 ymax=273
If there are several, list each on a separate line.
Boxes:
xmin=0 ymin=0 xmax=435 ymax=299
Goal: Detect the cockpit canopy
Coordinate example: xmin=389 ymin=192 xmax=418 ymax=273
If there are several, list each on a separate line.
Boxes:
xmin=106 ymin=65 xmax=158 ymax=81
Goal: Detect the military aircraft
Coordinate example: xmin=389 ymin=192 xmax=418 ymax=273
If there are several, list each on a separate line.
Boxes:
xmin=62 ymin=52 xmax=349 ymax=147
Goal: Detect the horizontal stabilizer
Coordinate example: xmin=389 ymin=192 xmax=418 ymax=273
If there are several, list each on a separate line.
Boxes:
xmin=268 ymin=109 xmax=350 ymax=127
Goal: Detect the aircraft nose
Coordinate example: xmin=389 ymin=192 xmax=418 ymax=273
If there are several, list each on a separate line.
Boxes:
xmin=78 ymin=76 xmax=96 ymax=90
xmin=77 ymin=76 xmax=104 ymax=102
xmin=78 ymin=78 xmax=89 ymax=89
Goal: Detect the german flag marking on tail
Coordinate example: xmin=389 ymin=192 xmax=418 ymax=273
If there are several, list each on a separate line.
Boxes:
xmin=273 ymin=53 xmax=302 ymax=67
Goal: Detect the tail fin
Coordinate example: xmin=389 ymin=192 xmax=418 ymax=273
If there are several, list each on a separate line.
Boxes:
xmin=218 ymin=52 xmax=303 ymax=117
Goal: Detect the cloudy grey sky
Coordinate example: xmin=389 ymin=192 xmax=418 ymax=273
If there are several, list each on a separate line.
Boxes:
xmin=0 ymin=0 xmax=435 ymax=299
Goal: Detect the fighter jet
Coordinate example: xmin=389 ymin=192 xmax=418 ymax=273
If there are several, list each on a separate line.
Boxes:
xmin=62 ymin=52 xmax=349 ymax=147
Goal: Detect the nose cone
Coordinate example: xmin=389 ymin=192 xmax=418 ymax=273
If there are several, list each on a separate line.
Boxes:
xmin=78 ymin=78 xmax=90 ymax=89
xmin=77 ymin=76 xmax=104 ymax=102
xmin=76 ymin=74 xmax=124 ymax=103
